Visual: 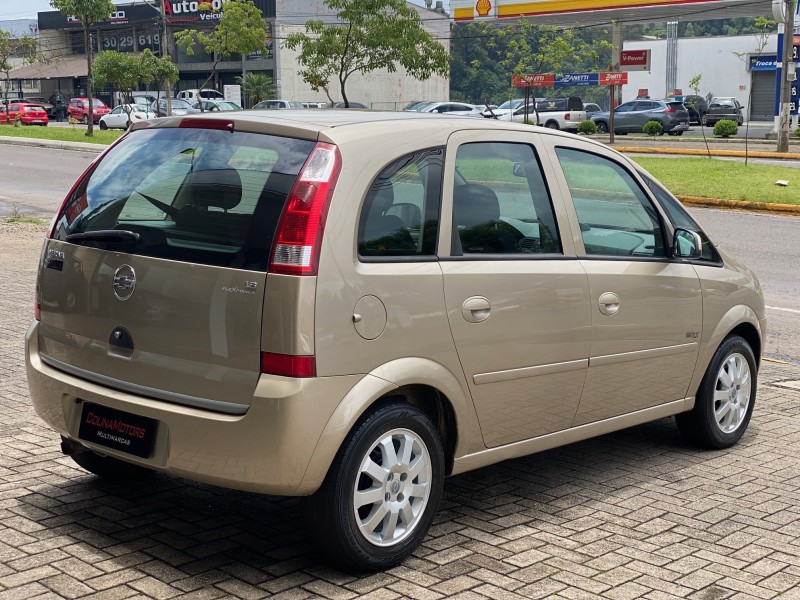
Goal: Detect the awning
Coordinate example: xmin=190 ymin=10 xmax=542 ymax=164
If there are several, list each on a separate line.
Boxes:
xmin=8 ymin=55 xmax=88 ymax=80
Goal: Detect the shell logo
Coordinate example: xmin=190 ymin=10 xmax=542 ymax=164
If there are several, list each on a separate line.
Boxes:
xmin=476 ymin=0 xmax=492 ymax=16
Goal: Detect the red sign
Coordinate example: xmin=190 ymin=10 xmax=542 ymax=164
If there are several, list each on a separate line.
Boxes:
xmin=476 ymin=0 xmax=491 ymax=16
xmin=599 ymin=72 xmax=628 ymax=85
xmin=637 ymin=88 xmax=649 ymax=98
xmin=620 ymin=50 xmax=651 ymax=72
xmin=512 ymin=73 xmax=555 ymax=87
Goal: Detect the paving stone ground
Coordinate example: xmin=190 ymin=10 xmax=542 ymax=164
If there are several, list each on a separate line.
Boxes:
xmin=2 ymin=220 xmax=800 ymax=600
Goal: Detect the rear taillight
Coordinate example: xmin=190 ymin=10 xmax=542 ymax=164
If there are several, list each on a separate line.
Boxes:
xmin=564 ymin=113 xmax=571 ymax=120
xmin=260 ymin=352 xmax=316 ymax=378
xmin=664 ymin=108 xmax=676 ymax=113
xmin=269 ymin=142 xmax=342 ymax=276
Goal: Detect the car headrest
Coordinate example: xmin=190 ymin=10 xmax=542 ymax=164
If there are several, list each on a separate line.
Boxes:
xmin=453 ymin=184 xmax=501 ymax=228
xmin=186 ymin=169 xmax=242 ymax=211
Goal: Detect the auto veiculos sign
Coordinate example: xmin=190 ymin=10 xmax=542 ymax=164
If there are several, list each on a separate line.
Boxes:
xmin=164 ymin=0 xmax=228 ymax=23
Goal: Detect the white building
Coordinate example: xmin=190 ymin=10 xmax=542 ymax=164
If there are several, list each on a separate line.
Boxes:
xmin=621 ymin=33 xmax=789 ymax=122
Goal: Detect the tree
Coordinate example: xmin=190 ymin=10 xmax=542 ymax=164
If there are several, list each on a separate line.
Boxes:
xmin=236 ymin=71 xmax=276 ymax=106
xmin=93 ymin=50 xmax=141 ymax=127
xmin=284 ymin=0 xmax=450 ymax=108
xmin=0 ymin=31 xmax=40 ymax=108
xmin=50 ymin=0 xmax=115 ymax=136
xmin=139 ymin=49 xmax=179 ymax=110
xmin=174 ymin=0 xmax=269 ymax=110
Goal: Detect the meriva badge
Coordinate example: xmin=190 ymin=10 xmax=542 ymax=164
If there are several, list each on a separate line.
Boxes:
xmin=112 ymin=265 xmax=136 ymax=301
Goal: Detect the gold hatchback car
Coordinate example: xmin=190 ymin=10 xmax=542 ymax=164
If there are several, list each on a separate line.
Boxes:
xmin=27 ymin=111 xmax=765 ymax=570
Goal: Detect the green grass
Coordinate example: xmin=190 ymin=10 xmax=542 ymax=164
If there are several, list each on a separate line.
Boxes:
xmin=0 ymin=124 xmax=123 ymax=145
xmin=7 ymin=216 xmax=49 ymax=225
xmin=632 ymin=156 xmax=800 ymax=205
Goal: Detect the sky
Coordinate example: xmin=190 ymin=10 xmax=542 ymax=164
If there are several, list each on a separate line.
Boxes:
xmin=0 ymin=0 xmax=437 ymax=21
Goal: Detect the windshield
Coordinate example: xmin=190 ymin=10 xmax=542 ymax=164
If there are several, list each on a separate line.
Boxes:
xmin=170 ymin=99 xmax=193 ymax=109
xmin=199 ymin=90 xmax=224 ymax=99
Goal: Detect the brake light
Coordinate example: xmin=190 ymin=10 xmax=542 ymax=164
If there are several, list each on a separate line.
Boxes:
xmin=269 ymin=142 xmax=342 ymax=276
xmin=564 ymin=113 xmax=571 ymax=120
xmin=260 ymin=352 xmax=316 ymax=377
xmin=664 ymin=108 xmax=676 ymax=113
xmin=179 ymin=118 xmax=234 ymax=131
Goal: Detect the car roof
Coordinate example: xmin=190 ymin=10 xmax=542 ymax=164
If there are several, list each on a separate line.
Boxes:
xmin=132 ymin=109 xmax=611 ymax=151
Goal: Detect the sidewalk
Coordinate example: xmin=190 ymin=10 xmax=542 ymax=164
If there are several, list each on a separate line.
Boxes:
xmin=3 ymin=221 xmax=800 ymax=599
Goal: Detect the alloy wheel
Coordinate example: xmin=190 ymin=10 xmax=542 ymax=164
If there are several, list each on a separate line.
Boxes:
xmin=713 ymin=352 xmax=752 ymax=434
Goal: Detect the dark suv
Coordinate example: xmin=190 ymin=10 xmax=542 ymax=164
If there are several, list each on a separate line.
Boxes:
xmin=705 ymin=97 xmax=744 ymax=126
xmin=591 ymin=99 xmax=690 ymax=135
xmin=681 ymin=95 xmax=708 ymax=125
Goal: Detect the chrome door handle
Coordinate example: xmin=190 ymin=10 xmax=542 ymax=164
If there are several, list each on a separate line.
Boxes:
xmin=462 ymin=296 xmax=491 ymax=323
xmin=598 ymin=292 xmax=620 ymax=316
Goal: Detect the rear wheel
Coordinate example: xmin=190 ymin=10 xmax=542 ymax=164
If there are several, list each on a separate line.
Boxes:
xmin=596 ymin=121 xmax=608 ymax=134
xmin=544 ymin=120 xmax=560 ymax=130
xmin=99 ymin=120 xmax=108 ymax=130
xmin=83 ymin=114 xmax=89 ymax=125
xmin=676 ymin=335 xmax=757 ymax=449
xmin=307 ymin=403 xmax=445 ymax=570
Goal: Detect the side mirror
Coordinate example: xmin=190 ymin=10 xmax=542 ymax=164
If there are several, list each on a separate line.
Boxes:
xmin=673 ymin=228 xmax=702 ymax=260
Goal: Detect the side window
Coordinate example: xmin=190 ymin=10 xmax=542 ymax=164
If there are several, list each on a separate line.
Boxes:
xmin=616 ymin=102 xmax=635 ymax=113
xmin=555 ymin=148 xmax=666 ymax=258
xmin=452 ymin=142 xmax=561 ymax=256
xmin=641 ymin=173 xmax=719 ymax=262
xmin=358 ymin=148 xmax=443 ymax=258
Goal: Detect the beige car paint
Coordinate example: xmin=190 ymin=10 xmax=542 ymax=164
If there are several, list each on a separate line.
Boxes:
xmin=26 ymin=113 xmax=765 ymax=499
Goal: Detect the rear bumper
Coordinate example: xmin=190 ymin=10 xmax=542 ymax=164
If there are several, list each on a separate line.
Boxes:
xmin=26 ymin=321 xmax=362 ymax=496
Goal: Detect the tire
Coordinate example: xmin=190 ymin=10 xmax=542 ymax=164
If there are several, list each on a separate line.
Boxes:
xmin=83 ymin=114 xmax=89 ymax=125
xmin=307 ymin=403 xmax=445 ymax=571
xmin=676 ymin=335 xmax=757 ymax=449
xmin=675 ymin=130 xmax=683 ymax=136
xmin=596 ymin=121 xmax=608 ymax=134
xmin=70 ymin=449 xmax=154 ymax=480
xmin=99 ymin=120 xmax=108 ymax=130
xmin=700 ymin=113 xmax=707 ymax=126
xmin=544 ymin=120 xmax=560 ymax=130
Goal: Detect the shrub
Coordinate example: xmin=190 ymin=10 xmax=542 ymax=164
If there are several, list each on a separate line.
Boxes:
xmin=577 ymin=120 xmax=597 ymax=135
xmin=714 ymin=119 xmax=738 ymax=138
xmin=642 ymin=120 xmax=663 ymax=136
xmin=795 ymin=126 xmax=800 ymax=137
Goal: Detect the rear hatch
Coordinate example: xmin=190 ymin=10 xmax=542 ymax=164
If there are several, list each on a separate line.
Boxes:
xmin=38 ymin=123 xmax=316 ymax=410
xmin=666 ymin=101 xmax=689 ymax=122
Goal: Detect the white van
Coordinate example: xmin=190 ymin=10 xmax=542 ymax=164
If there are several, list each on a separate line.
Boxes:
xmin=175 ymin=89 xmax=224 ymax=103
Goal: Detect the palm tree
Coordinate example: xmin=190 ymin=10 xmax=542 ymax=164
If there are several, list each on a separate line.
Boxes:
xmin=236 ymin=72 xmax=276 ymax=107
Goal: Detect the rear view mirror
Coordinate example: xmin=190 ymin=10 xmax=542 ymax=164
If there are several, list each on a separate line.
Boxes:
xmin=673 ymin=228 xmax=703 ymax=259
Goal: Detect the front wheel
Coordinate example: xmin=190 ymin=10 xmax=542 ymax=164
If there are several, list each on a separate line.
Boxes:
xmin=307 ymin=403 xmax=445 ymax=571
xmin=676 ymin=335 xmax=757 ymax=449
xmin=596 ymin=121 xmax=608 ymax=134
xmin=82 ymin=114 xmax=89 ymax=125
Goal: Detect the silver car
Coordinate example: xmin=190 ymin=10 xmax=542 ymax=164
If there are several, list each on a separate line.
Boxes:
xmin=592 ymin=99 xmax=690 ymax=135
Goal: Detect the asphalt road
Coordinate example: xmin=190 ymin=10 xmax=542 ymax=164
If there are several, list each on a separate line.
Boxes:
xmin=2 ymin=143 xmax=798 ymax=364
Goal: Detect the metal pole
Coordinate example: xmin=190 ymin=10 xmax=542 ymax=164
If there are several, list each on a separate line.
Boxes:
xmin=160 ymin=0 xmax=173 ymax=116
xmin=778 ymin=0 xmax=795 ymax=152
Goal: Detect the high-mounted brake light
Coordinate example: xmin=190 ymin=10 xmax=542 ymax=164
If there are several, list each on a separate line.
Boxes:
xmin=179 ymin=118 xmax=234 ymax=131
xmin=269 ymin=142 xmax=342 ymax=276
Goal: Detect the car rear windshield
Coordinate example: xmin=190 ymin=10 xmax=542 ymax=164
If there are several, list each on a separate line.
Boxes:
xmin=52 ymin=126 xmax=316 ymax=271
xmin=667 ymin=102 xmax=685 ymax=110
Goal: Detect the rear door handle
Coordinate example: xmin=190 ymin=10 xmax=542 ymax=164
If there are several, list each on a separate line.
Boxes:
xmin=462 ymin=296 xmax=491 ymax=323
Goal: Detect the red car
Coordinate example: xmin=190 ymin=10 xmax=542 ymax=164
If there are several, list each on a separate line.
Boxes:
xmin=0 ymin=103 xmax=49 ymax=126
xmin=67 ymin=97 xmax=110 ymax=124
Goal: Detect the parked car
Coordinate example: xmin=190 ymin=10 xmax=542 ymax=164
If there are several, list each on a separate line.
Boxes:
xmin=99 ymin=104 xmax=156 ymax=130
xmin=481 ymin=98 xmax=527 ymax=118
xmin=416 ymin=101 xmax=482 ymax=117
xmin=48 ymin=94 xmax=68 ymax=121
xmin=175 ymin=88 xmax=224 ymax=103
xmin=705 ymin=97 xmax=744 ymax=126
xmin=583 ymin=102 xmax=603 ymax=116
xmin=253 ymin=99 xmax=305 ymax=109
xmin=331 ymin=101 xmax=368 ymax=108
xmin=149 ymin=98 xmax=198 ymax=117
xmin=16 ymin=96 xmax=55 ymax=117
xmin=28 ymin=110 xmax=765 ymax=572
xmin=192 ymin=100 xmax=243 ymax=112
xmin=0 ymin=102 xmax=48 ymax=126
xmin=591 ymin=99 xmax=690 ymax=135
xmin=67 ymin=97 xmax=111 ymax=124
xmin=403 ymin=100 xmax=433 ymax=111
xmin=302 ymin=102 xmax=327 ymax=108
xmin=680 ymin=94 xmax=709 ymax=125
xmin=489 ymin=96 xmax=586 ymax=131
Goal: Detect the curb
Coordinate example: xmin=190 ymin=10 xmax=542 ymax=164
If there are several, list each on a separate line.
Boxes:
xmin=616 ymin=145 xmax=800 ymax=160
xmin=677 ymin=195 xmax=800 ymax=215
xmin=0 ymin=135 xmax=103 ymax=153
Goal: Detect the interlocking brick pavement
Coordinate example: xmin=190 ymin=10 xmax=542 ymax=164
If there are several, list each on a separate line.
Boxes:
xmin=2 ymin=220 xmax=800 ymax=599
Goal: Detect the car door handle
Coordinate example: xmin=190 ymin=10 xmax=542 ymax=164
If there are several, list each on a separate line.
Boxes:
xmin=598 ymin=292 xmax=620 ymax=316
xmin=462 ymin=296 xmax=491 ymax=323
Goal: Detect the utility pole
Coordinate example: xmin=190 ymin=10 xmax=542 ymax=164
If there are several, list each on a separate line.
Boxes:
xmin=777 ymin=0 xmax=795 ymax=152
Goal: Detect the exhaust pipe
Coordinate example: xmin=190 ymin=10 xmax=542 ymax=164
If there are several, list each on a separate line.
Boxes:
xmin=60 ymin=436 xmax=87 ymax=456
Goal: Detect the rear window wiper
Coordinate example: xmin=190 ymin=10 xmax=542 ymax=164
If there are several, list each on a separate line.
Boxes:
xmin=66 ymin=230 xmax=141 ymax=243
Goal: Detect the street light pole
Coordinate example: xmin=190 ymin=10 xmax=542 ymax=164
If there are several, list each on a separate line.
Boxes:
xmin=777 ymin=0 xmax=795 ymax=152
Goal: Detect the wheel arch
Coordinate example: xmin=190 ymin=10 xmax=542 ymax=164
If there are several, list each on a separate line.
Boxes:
xmin=296 ymin=358 xmax=479 ymax=495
